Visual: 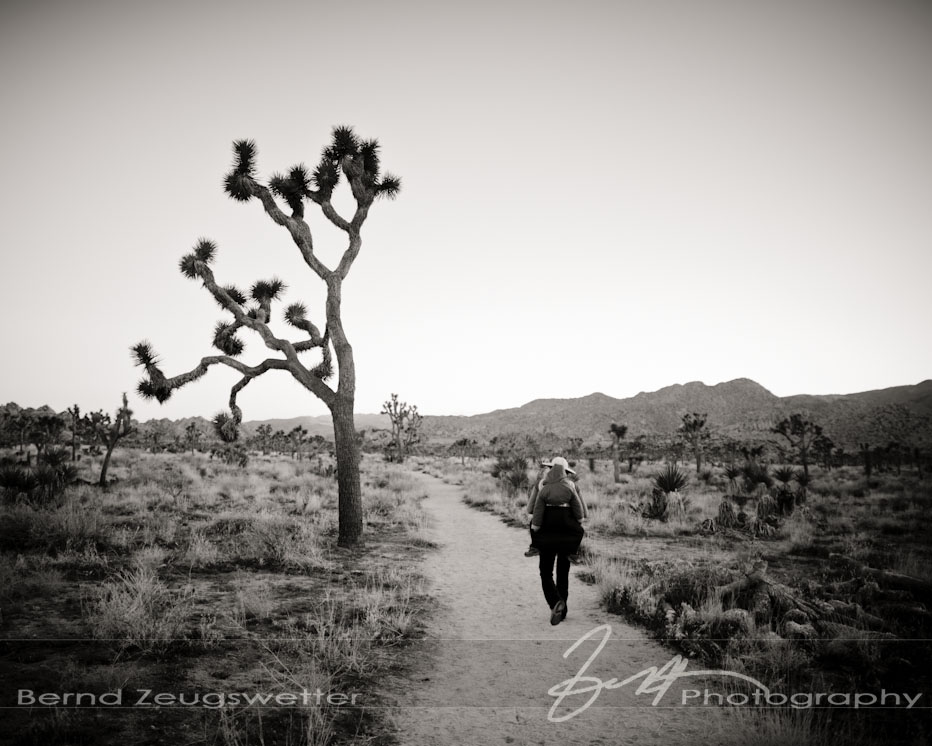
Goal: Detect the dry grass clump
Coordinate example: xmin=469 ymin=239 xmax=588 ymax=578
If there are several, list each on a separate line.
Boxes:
xmin=362 ymin=462 xmax=431 ymax=533
xmin=180 ymin=528 xmax=219 ymax=568
xmin=0 ymin=553 xmax=65 ymax=605
xmin=230 ymin=571 xmax=276 ymax=624
xmin=86 ymin=565 xmax=193 ymax=655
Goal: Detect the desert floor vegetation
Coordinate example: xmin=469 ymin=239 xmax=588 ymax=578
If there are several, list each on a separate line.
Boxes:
xmin=0 ymin=448 xmax=432 ymax=745
xmin=423 ymin=454 xmax=932 ymax=745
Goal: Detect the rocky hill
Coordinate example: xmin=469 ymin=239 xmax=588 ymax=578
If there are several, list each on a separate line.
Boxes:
xmin=421 ymin=379 xmax=932 ymax=448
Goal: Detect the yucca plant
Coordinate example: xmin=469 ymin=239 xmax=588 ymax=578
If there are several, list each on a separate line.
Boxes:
xmin=773 ymin=466 xmax=796 ymax=487
xmin=653 ymin=463 xmax=688 ymax=495
xmin=773 ymin=465 xmax=797 ymax=515
xmin=644 ymin=463 xmax=690 ymax=521
xmin=740 ymin=460 xmax=772 ymax=496
xmin=794 ymin=469 xmax=811 ymax=504
xmin=0 ymin=465 xmax=39 ymax=501
xmin=723 ymin=464 xmax=741 ymax=495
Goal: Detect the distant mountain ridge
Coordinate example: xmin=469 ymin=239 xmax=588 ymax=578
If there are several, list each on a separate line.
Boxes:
xmin=5 ymin=378 xmax=931 ymax=449
xmin=419 ymin=378 xmax=932 ymax=448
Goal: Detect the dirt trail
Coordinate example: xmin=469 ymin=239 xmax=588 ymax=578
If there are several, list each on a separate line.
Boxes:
xmin=387 ymin=472 xmax=736 ymax=745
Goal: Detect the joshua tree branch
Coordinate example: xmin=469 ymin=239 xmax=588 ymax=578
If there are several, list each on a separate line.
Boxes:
xmin=245 ymin=180 xmax=333 ymax=279
xmin=335 ymin=234 xmax=363 ymax=280
xmin=320 ymin=200 xmax=351 ymax=232
xmin=197 ymin=265 xmax=303 ymax=362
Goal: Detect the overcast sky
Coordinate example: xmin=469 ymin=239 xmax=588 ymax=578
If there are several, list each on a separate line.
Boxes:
xmin=1 ymin=0 xmax=930 ymax=421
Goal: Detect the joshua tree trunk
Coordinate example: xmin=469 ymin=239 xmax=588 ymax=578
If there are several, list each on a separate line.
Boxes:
xmin=96 ymin=394 xmax=134 ymax=489
xmin=99 ymin=442 xmax=116 ymax=488
xmin=609 ymin=423 xmax=627 ymax=484
xmin=611 ymin=436 xmax=624 ymax=483
xmin=332 ymin=395 xmax=363 ymax=546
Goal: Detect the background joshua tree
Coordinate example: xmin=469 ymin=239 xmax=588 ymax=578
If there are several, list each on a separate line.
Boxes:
xmin=772 ymin=413 xmax=830 ymax=480
xmin=381 ymin=393 xmax=422 ymax=463
xmin=91 ymin=393 xmax=135 ymax=488
xmin=183 ymin=422 xmax=202 ymax=453
xmin=66 ymin=404 xmax=82 ymax=461
xmin=132 ymin=127 xmax=400 ymax=547
xmin=28 ymin=413 xmax=65 ymax=459
xmin=627 ymin=434 xmax=646 ymax=473
xmin=452 ymin=437 xmax=477 ymax=466
xmin=679 ymin=412 xmax=710 ymax=474
xmin=609 ymin=422 xmax=628 ymax=483
xmin=287 ymin=425 xmax=308 ymax=459
xmin=253 ymin=423 xmax=273 ymax=454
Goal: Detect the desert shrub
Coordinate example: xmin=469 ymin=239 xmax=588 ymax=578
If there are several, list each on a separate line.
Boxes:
xmin=87 ymin=565 xmax=193 ymax=654
xmin=741 ymin=460 xmax=773 ymax=495
xmin=181 ymin=529 xmax=220 ymax=568
xmin=0 ymin=506 xmax=40 ymax=551
xmin=0 ymin=448 xmax=77 ymax=506
xmin=723 ymin=463 xmax=742 ymax=494
xmin=210 ymin=444 xmax=249 ymax=468
xmin=44 ymin=500 xmax=107 ymax=551
xmin=490 ymin=454 xmax=529 ymax=498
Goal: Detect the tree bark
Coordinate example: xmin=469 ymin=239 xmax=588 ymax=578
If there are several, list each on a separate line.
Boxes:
xmin=331 ymin=396 xmax=363 ymax=547
xmin=99 ymin=441 xmax=116 ymax=488
xmin=612 ymin=435 xmax=621 ymax=483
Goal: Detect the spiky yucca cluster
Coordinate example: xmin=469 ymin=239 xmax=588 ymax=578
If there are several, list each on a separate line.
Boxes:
xmin=179 ymin=238 xmax=217 ymax=279
xmin=213 ymin=322 xmax=244 ymax=356
xmin=223 ymin=126 xmax=400 ymax=214
xmin=653 ymin=463 xmax=688 ymax=495
xmin=132 ymin=342 xmax=173 ymax=403
xmin=223 ymin=140 xmax=257 ymax=202
xmin=212 ymin=411 xmax=239 ymax=443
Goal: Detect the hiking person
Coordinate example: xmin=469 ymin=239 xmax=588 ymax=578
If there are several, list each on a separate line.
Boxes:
xmin=525 ymin=457 xmax=587 ymax=562
xmin=530 ymin=458 xmax=586 ymax=625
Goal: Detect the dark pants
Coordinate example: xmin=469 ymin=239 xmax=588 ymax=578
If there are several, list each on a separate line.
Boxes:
xmin=538 ymin=548 xmax=570 ymax=609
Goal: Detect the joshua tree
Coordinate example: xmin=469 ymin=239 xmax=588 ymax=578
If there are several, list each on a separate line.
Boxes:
xmin=381 ymin=394 xmax=422 ymax=463
xmin=771 ymin=414 xmax=829 ymax=480
xmin=859 ymin=442 xmax=873 ymax=478
xmin=608 ymin=423 xmax=628 ymax=483
xmin=133 ymin=127 xmax=400 ymax=547
xmin=67 ymin=404 xmax=82 ymax=461
xmin=679 ymin=412 xmax=709 ymax=474
xmin=183 ymin=422 xmax=202 ymax=453
xmin=253 ymin=424 xmax=273 ymax=454
xmin=627 ymin=434 xmax=646 ymax=473
xmin=452 ymin=437 xmax=477 ymax=466
xmin=29 ymin=414 xmax=65 ymax=458
xmin=288 ymin=426 xmax=308 ymax=459
xmin=92 ymin=394 xmax=135 ymax=488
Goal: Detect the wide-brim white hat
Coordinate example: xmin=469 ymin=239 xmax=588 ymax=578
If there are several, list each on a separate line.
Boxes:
xmin=541 ymin=456 xmax=576 ymax=475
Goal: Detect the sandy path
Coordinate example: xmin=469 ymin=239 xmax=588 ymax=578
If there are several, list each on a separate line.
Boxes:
xmin=387 ymin=472 xmax=736 ymax=745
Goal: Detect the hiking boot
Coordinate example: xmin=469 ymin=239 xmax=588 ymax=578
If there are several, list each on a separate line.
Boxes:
xmin=550 ymin=600 xmax=566 ymax=626
xmin=524 ymin=547 xmax=539 ymax=557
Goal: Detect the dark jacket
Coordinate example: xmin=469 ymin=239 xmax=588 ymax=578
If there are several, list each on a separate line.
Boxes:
xmin=530 ymin=464 xmax=585 ymax=553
